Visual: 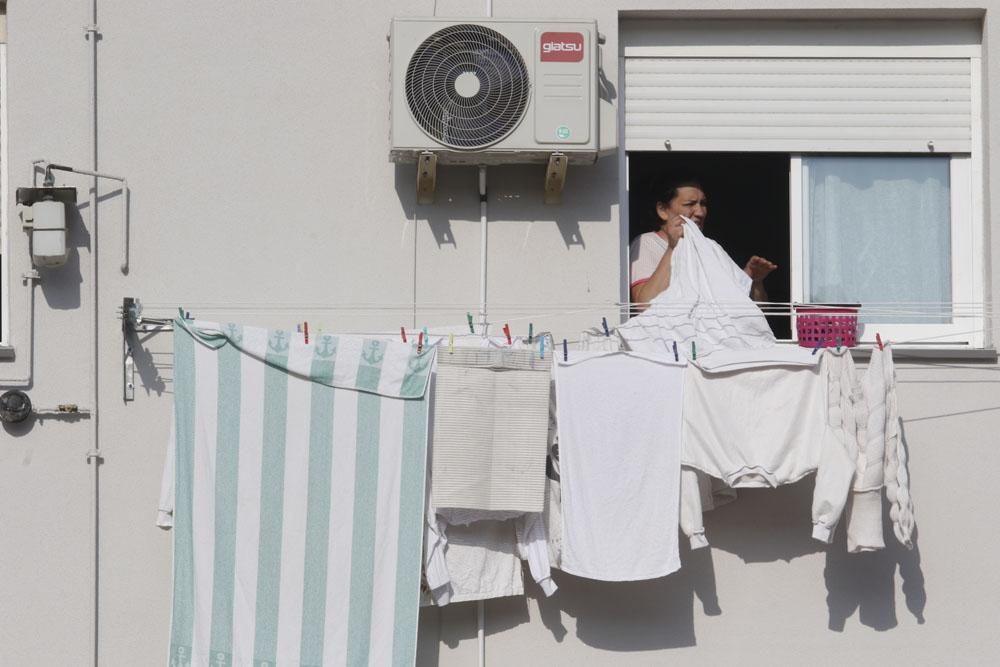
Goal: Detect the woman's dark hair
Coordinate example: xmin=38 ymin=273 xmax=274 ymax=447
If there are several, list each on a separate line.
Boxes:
xmin=640 ymin=178 xmax=705 ymax=232
xmin=654 ymin=179 xmax=705 ymax=207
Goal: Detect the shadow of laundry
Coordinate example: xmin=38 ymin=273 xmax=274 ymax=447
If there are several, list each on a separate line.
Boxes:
xmin=704 ymin=476 xmax=828 ymax=563
xmin=824 ymin=495 xmax=926 ymax=632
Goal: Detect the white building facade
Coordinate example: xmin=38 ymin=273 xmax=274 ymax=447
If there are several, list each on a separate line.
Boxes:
xmin=1 ymin=1 xmax=999 ymax=664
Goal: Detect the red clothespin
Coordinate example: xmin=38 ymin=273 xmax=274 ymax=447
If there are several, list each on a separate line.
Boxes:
xmin=876 ymin=333 xmax=884 ymax=351
xmin=417 ymin=331 xmax=424 ymax=353
xmin=400 ymin=327 xmax=407 ymax=343
xmin=303 ymin=321 xmax=309 ymax=344
xmin=503 ymin=323 xmax=512 ymax=345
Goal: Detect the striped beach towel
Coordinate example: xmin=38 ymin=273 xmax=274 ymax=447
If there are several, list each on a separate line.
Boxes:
xmin=158 ymin=317 xmax=434 ymax=666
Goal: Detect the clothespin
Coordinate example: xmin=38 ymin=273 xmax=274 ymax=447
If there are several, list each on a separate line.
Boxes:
xmin=836 ymin=336 xmax=842 ymax=353
xmin=449 ymin=333 xmax=454 ymax=354
xmin=417 ymin=331 xmax=424 ymax=354
xmin=692 ymin=341 xmax=697 ymax=360
xmin=467 ymin=312 xmax=475 ymax=334
xmin=296 ymin=323 xmax=302 ymax=333
xmin=400 ymin=327 xmax=407 ymax=343
xmin=672 ymin=341 xmax=679 ymax=362
xmin=423 ymin=326 xmax=428 ymax=343
xmin=185 ymin=311 xmax=191 ymax=320
xmin=503 ymin=323 xmax=512 ymax=345
xmin=811 ymin=338 xmax=823 ymax=355
xmin=876 ymin=333 xmax=884 ymax=351
xmin=303 ymin=321 xmax=309 ymax=344
xmin=563 ymin=339 xmax=568 ymax=362
xmin=528 ymin=323 xmax=534 ymax=344
xmin=602 ymin=317 xmax=610 ymax=337
xmin=539 ymin=336 xmax=545 ymax=359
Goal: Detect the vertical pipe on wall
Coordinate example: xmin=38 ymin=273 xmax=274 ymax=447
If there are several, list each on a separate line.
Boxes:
xmin=477 ymin=5 xmax=492 ymax=660
xmin=84 ymin=2 xmax=102 ymax=666
xmin=478 ymin=165 xmax=488 ymax=337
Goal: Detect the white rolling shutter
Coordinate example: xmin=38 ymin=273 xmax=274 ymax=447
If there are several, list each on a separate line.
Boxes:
xmin=624 ymin=57 xmax=973 ymax=153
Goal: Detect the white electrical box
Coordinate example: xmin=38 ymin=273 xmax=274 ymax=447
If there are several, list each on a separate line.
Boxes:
xmin=29 ymin=200 xmax=69 ymax=268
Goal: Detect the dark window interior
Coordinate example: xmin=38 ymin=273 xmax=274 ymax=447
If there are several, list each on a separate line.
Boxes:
xmin=627 ymin=152 xmax=792 ymax=338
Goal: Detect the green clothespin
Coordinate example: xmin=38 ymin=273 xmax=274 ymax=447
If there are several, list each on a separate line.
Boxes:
xmin=467 ymin=312 xmax=475 ymax=334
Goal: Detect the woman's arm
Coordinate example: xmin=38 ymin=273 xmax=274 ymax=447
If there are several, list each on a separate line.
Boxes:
xmin=631 ymin=216 xmax=684 ymax=311
xmin=631 ymin=246 xmax=675 ymax=311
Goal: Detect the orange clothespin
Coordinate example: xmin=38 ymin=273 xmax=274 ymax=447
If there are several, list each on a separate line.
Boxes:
xmin=417 ymin=331 xmax=424 ymax=353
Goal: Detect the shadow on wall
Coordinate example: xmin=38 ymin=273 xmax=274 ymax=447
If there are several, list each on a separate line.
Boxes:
xmin=825 ymin=425 xmax=926 ymax=631
xmin=538 ymin=540 xmax=719 ymax=651
xmin=393 ymin=157 xmax=617 ymax=251
xmin=416 ymin=472 xmax=927 ymax=660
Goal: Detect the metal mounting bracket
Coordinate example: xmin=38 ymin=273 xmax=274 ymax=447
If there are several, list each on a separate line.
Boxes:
xmin=121 ymin=297 xmax=141 ymax=402
xmin=416 ymin=152 xmax=438 ymax=205
xmin=544 ymin=153 xmax=567 ymax=205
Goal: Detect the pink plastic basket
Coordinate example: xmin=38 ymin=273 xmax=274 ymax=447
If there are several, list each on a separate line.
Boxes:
xmin=794 ymin=305 xmax=859 ymax=348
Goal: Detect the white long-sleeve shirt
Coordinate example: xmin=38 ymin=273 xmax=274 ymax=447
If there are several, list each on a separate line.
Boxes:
xmin=680 ymin=349 xmax=859 ymax=547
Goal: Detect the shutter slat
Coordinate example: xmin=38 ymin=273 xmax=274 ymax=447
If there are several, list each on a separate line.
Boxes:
xmin=626 ymin=99 xmax=971 ymax=114
xmin=625 ymin=58 xmax=970 ymax=75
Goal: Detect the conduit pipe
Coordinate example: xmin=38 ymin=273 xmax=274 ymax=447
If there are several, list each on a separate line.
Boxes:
xmin=478 ymin=165 xmax=488 ymax=337
xmin=85 ymin=2 xmax=102 ymax=666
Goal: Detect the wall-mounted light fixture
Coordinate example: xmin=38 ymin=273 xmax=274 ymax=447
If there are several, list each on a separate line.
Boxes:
xmin=16 ymin=186 xmax=78 ymax=268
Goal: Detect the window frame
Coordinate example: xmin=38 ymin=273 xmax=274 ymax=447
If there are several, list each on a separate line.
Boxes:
xmin=789 ymin=153 xmax=984 ymax=349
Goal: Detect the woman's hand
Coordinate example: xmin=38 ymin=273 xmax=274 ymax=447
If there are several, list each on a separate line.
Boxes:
xmin=663 ymin=214 xmax=685 ymax=249
xmin=744 ymin=255 xmax=777 ymax=282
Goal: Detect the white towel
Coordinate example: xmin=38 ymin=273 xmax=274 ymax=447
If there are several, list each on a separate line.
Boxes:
xmin=159 ymin=318 xmax=433 ymax=667
xmin=555 ymin=351 xmax=686 ymax=581
xmin=619 ymin=218 xmax=775 ymax=358
xmin=431 ymin=347 xmax=551 ymax=513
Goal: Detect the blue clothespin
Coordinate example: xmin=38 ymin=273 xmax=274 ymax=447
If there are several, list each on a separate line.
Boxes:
xmin=836 ymin=336 xmax=842 ymax=353
xmin=423 ymin=326 xmax=428 ymax=342
xmin=811 ymin=338 xmax=823 ymax=355
xmin=528 ymin=323 xmax=534 ymax=344
xmin=467 ymin=312 xmax=475 ymax=334
xmin=672 ymin=341 xmax=679 ymax=362
xmin=539 ymin=336 xmax=545 ymax=359
xmin=563 ymin=339 xmax=568 ymax=362
xmin=602 ymin=317 xmax=610 ymax=337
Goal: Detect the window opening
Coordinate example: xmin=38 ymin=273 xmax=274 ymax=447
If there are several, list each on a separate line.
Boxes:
xmin=627 ymin=152 xmax=792 ymax=338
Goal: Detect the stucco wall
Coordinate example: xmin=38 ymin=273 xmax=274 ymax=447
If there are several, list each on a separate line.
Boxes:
xmin=1 ymin=1 xmax=998 ymax=665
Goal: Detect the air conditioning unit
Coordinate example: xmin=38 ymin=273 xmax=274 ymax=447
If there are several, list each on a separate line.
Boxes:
xmin=389 ymin=17 xmax=600 ymax=165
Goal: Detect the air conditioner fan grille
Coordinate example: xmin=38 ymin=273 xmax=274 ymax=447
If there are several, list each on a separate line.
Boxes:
xmin=405 ymin=24 xmax=530 ymax=149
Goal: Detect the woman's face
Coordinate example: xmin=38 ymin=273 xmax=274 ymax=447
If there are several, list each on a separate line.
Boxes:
xmin=657 ymin=186 xmax=708 ymax=228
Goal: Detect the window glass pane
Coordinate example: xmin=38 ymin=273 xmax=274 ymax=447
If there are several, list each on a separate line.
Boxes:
xmin=806 ymin=156 xmax=951 ymax=324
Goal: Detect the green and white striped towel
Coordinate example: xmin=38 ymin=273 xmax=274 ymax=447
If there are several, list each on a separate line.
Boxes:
xmin=159 ymin=318 xmax=434 ymax=666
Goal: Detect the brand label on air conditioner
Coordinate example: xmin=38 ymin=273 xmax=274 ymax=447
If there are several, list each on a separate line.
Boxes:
xmin=540 ymin=32 xmax=584 ymax=62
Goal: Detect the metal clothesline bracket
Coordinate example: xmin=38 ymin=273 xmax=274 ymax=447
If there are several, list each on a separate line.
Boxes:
xmin=119 ymin=297 xmax=175 ymax=402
